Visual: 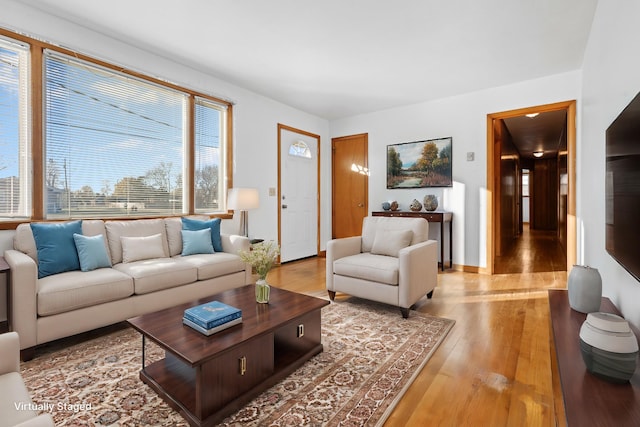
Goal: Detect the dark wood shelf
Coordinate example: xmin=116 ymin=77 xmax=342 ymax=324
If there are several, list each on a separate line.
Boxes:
xmin=548 ymin=289 xmax=640 ymax=426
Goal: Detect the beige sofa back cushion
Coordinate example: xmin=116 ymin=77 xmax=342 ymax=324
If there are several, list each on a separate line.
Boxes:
xmin=105 ymin=219 xmax=169 ymax=265
xmin=361 ymin=216 xmax=429 ymax=253
xmin=14 ymin=220 xmax=108 ymax=263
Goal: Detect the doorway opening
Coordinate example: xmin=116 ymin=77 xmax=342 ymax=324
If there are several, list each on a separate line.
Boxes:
xmin=487 ymin=101 xmax=576 ymax=274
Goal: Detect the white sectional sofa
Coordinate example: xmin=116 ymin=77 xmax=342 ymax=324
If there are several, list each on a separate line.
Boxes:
xmin=4 ymin=217 xmax=251 ymax=360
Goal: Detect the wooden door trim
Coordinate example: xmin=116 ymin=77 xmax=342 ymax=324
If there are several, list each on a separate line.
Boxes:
xmin=277 ymin=123 xmax=321 ymax=260
xmin=486 ymin=100 xmax=576 ymax=274
xmin=331 ymin=133 xmax=369 ymax=239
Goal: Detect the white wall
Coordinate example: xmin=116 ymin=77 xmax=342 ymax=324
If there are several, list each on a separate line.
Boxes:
xmin=330 ymin=72 xmax=581 ymax=269
xmin=580 ymin=0 xmax=640 ymax=328
xmin=0 ymin=0 xmax=331 ymax=248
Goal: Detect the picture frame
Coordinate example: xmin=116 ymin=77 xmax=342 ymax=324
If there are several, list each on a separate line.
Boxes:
xmin=387 ymin=137 xmax=452 ymax=188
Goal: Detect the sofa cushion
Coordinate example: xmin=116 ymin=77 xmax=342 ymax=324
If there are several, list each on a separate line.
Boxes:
xmin=113 ymin=258 xmax=198 ymax=295
xmin=371 ymin=229 xmax=413 ymax=257
xmin=73 ymin=233 xmax=112 ymax=271
xmin=105 ymin=219 xmax=169 ymax=264
xmin=181 ymin=229 xmax=215 ymax=256
xmin=333 ymin=253 xmax=399 ymax=285
xmin=121 ymin=234 xmax=166 ymax=263
xmin=182 ymin=217 xmax=223 ymax=252
xmin=178 ymin=253 xmax=246 ymax=280
xmin=30 ymin=221 xmax=82 ymax=278
xmin=37 ymin=269 xmax=134 ymax=316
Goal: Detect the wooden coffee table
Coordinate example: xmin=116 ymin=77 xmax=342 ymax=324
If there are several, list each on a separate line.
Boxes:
xmin=127 ymin=284 xmax=329 ymax=426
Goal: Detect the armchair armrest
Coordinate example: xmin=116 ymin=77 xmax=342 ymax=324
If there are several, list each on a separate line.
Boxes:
xmin=14 ymin=414 xmax=55 ymax=427
xmin=0 ymin=331 xmax=20 ymax=375
xmin=398 ymin=239 xmax=438 ymax=308
xmin=326 ymin=236 xmax=362 ymax=291
xmin=4 ymin=249 xmax=38 ymax=351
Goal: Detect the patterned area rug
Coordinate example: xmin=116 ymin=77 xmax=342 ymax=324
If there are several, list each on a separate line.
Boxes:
xmin=21 ymin=297 xmax=454 ymax=426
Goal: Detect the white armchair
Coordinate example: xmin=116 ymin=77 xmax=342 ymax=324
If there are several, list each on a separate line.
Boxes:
xmin=0 ymin=332 xmax=54 ymax=427
xmin=326 ymin=216 xmax=438 ymax=317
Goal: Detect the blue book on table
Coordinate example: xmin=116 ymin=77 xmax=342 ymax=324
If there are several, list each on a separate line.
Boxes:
xmin=184 ymin=300 xmax=242 ymax=329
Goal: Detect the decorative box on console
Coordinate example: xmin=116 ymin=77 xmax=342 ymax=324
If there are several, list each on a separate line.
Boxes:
xmin=579 ymin=312 xmax=639 ymax=383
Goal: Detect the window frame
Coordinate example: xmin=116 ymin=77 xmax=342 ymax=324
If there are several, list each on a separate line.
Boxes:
xmin=0 ymin=27 xmax=233 ymax=229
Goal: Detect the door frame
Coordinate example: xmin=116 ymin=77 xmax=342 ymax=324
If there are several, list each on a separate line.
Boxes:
xmin=486 ymin=100 xmax=577 ymax=274
xmin=277 ymin=123 xmax=321 ymax=261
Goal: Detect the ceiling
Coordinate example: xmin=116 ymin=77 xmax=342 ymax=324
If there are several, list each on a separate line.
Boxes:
xmin=503 ymin=110 xmax=568 ymax=159
xmin=16 ymin=0 xmax=598 ymax=121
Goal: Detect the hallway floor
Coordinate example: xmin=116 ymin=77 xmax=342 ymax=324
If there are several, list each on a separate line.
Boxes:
xmin=493 ymin=226 xmax=567 ymax=274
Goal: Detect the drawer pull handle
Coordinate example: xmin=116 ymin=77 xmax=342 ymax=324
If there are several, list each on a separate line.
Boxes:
xmin=297 ymin=324 xmax=305 ymax=338
xmin=239 ymin=356 xmax=246 ymax=375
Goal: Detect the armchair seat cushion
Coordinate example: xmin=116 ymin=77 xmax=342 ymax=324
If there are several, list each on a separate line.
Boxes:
xmin=0 ymin=372 xmax=39 ymax=426
xmin=333 ymin=253 xmax=399 ymax=285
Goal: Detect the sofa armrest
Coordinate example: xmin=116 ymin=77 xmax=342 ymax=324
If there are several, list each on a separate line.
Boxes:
xmin=326 ymin=236 xmax=362 ymax=291
xmin=4 ymin=250 xmax=38 ymax=351
xmin=14 ymin=414 xmax=56 ymax=427
xmin=398 ymin=239 xmax=438 ymax=308
xmin=220 ymin=233 xmax=250 ymax=255
xmin=0 ymin=331 xmax=20 ymax=375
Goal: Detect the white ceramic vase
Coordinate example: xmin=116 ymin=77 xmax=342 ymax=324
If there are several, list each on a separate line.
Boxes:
xmin=567 ymin=265 xmax=602 ymax=313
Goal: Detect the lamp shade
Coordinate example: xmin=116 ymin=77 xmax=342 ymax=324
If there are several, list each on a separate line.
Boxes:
xmin=227 ymin=188 xmax=259 ymax=210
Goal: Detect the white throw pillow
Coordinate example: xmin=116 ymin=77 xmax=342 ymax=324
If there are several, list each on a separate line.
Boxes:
xmin=121 ymin=234 xmax=166 ymax=263
xmin=370 ymin=229 xmax=413 ymax=257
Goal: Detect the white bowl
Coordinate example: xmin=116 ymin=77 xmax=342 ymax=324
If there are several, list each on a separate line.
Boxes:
xmin=579 ymin=312 xmax=639 ymax=354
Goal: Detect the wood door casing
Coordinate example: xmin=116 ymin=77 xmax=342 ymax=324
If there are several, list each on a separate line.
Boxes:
xmin=331 ymin=134 xmax=368 ymax=239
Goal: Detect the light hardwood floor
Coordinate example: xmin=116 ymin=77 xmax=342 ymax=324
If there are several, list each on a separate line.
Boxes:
xmin=268 ymin=255 xmax=567 ymax=426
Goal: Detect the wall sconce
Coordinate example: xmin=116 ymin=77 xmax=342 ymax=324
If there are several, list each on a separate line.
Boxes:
xmin=227 ymin=188 xmax=259 ymax=237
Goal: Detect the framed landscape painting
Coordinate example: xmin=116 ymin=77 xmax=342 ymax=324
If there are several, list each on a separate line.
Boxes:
xmin=387 ymin=137 xmax=452 ymax=188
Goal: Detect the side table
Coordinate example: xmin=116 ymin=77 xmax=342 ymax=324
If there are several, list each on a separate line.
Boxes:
xmin=0 ymin=256 xmax=10 ymax=333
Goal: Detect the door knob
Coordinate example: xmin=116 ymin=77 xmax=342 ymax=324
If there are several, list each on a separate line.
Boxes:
xmin=358 ymin=203 xmax=364 ymax=207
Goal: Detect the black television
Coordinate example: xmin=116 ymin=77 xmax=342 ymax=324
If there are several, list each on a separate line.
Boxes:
xmin=605 ymin=91 xmax=640 ymax=282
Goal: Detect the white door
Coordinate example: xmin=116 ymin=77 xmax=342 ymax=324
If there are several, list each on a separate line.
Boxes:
xmin=279 ymin=126 xmax=319 ymax=263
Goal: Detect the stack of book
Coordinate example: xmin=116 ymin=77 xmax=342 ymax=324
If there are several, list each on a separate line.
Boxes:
xmin=183 ymin=300 xmax=242 ymax=336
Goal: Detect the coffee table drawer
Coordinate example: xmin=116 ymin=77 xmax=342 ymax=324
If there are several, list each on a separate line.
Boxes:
xmin=274 ymin=310 xmax=322 ymax=360
xmin=199 ymin=333 xmax=274 ymax=416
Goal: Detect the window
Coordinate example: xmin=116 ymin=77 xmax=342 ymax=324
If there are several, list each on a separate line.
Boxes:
xmin=44 ymin=51 xmax=187 ymax=218
xmin=0 ymin=37 xmax=31 ymax=219
xmin=288 ymin=140 xmax=312 ymax=158
xmin=194 ymin=97 xmax=227 ymax=212
xmin=0 ymin=28 xmax=232 ymax=223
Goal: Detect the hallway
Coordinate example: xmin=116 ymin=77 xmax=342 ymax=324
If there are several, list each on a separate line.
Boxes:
xmin=493 ymin=226 xmax=567 ymax=274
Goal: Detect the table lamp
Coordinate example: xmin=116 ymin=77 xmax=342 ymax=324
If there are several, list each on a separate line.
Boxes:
xmin=227 ymin=188 xmax=259 ymax=237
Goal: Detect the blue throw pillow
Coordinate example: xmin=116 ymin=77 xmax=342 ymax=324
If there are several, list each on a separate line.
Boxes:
xmin=181 ymin=229 xmax=215 ymax=256
xmin=30 ymin=221 xmax=82 ymax=278
xmin=73 ymin=233 xmax=112 ymax=271
xmin=181 ymin=217 xmax=222 ymax=252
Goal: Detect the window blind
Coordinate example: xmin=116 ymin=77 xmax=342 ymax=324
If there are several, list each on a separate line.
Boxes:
xmin=194 ymin=97 xmax=226 ymax=212
xmin=44 ymin=50 xmax=187 ymax=218
xmin=0 ymin=37 xmax=31 ymax=219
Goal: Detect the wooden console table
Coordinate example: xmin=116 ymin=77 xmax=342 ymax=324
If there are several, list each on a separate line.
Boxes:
xmin=548 ymin=289 xmax=640 ymax=426
xmin=372 ymin=211 xmax=452 ymax=271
